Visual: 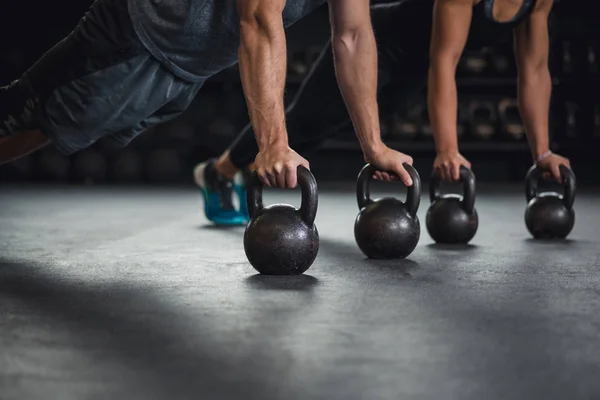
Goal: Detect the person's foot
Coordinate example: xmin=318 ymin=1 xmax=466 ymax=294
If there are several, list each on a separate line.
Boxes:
xmin=194 ymin=159 xmax=249 ymax=225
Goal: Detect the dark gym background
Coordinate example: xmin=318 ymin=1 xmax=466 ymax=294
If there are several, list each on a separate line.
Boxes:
xmin=2 ymin=3 xmax=599 ymax=399
xmin=0 ymin=0 xmax=596 ymax=184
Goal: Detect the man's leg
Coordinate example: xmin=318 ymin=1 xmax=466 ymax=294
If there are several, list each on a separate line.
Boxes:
xmin=0 ymin=0 xmax=177 ymax=165
xmin=0 ymin=132 xmax=50 ymax=165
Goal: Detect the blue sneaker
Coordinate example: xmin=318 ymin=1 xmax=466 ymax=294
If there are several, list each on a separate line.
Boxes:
xmin=194 ymin=160 xmax=249 ymax=225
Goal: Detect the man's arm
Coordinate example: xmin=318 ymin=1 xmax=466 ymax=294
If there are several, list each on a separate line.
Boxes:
xmin=237 ymin=0 xmax=287 ymax=152
xmin=237 ymin=0 xmax=309 ymax=188
xmin=326 ymin=2 xmax=386 ymax=171
xmin=514 ymin=0 xmax=553 ymax=162
xmin=328 ymin=0 xmax=413 ymax=184
xmin=428 ymin=0 xmax=472 ymax=165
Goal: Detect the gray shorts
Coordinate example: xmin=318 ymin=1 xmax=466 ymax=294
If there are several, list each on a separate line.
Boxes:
xmin=0 ymin=0 xmax=204 ymax=155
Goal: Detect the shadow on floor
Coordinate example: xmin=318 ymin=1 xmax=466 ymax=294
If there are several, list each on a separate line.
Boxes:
xmin=318 ymin=237 xmax=420 ymax=278
xmin=426 ymin=243 xmax=479 ymax=252
xmin=317 ymin=236 xmax=363 ymax=260
xmin=523 ymin=238 xmax=582 ymax=246
xmin=197 ymin=224 xmax=246 ymax=233
xmin=360 ymin=258 xmax=420 ymax=279
xmin=245 ymin=274 xmax=320 ymax=292
xmin=0 ymin=258 xmax=286 ymax=398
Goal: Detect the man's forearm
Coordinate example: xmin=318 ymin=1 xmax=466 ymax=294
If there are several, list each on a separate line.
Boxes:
xmin=238 ymin=17 xmax=288 ymax=151
xmin=518 ymin=68 xmax=552 ymax=160
xmin=332 ymin=28 xmax=383 ymax=159
xmin=428 ymin=62 xmax=459 ymax=153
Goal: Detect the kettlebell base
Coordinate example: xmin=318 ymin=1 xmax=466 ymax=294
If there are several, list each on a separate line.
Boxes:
xmin=524 ymin=197 xmax=575 ymax=241
xmin=354 ymin=203 xmax=421 ymax=261
xmin=244 ymin=206 xmax=319 ymax=276
xmin=361 ymin=249 xmax=416 ymax=260
xmin=250 ymin=265 xmax=314 ymax=276
xmin=426 ymin=203 xmax=478 ymax=245
xmin=430 ymin=236 xmax=476 ymax=245
xmin=527 ymin=229 xmax=572 ymax=240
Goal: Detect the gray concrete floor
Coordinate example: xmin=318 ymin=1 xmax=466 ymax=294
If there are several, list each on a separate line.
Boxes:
xmin=1 ymin=184 xmax=599 ymax=400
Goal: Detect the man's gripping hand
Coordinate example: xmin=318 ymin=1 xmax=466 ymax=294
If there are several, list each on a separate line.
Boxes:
xmin=254 ymin=146 xmax=310 ymax=188
xmin=536 ymin=152 xmax=571 ymax=183
xmin=366 ymin=145 xmax=415 ymax=186
xmin=433 ymin=150 xmax=472 ymax=181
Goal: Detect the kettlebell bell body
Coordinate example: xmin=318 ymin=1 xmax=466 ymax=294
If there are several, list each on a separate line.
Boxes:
xmin=524 ymin=165 xmax=576 ymax=239
xmin=244 ymin=167 xmax=319 ymax=275
xmin=426 ymin=166 xmax=478 ymax=244
xmin=354 ymin=163 xmax=422 ymax=259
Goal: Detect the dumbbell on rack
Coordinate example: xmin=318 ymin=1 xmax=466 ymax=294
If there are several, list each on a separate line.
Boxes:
xmin=389 ymin=102 xmax=467 ymax=141
xmin=390 ymin=103 xmax=427 ymax=141
xmin=467 ymin=100 xmax=498 ymax=141
xmin=498 ymin=98 xmax=525 ymax=141
xmin=389 ymin=112 xmax=419 ymax=141
xmin=288 ymin=51 xmax=309 ymax=78
xmin=458 ymin=52 xmax=488 ymax=77
xmin=288 ymin=47 xmax=323 ymax=80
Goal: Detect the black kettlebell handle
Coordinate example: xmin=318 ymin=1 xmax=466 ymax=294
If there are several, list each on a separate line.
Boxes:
xmin=429 ymin=166 xmax=476 ymax=215
xmin=356 ymin=163 xmax=421 ymax=217
xmin=525 ymin=164 xmax=576 ymax=209
xmin=247 ymin=166 xmax=318 ymax=226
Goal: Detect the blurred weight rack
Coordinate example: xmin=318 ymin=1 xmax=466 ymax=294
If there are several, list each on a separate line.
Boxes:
xmin=0 ymin=1 xmax=597 ymax=184
xmin=550 ymin=1 xmax=599 ymax=156
xmin=312 ymin=0 xmax=599 ymax=182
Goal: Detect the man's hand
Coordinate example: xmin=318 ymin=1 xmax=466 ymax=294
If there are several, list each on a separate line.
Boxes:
xmin=434 ymin=150 xmax=471 ymax=181
xmin=254 ymin=145 xmax=309 ymax=188
xmin=537 ymin=152 xmax=571 ymax=183
xmin=366 ymin=146 xmax=414 ymax=186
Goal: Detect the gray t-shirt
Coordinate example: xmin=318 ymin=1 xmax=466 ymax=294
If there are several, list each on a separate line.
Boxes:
xmin=128 ymin=0 xmax=325 ymax=82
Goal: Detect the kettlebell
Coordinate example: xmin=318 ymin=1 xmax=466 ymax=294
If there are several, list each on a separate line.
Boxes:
xmin=426 ymin=166 xmax=478 ymax=244
xmin=244 ymin=166 xmax=319 ymax=275
xmin=354 ymin=163 xmax=421 ymax=259
xmin=524 ymin=164 xmax=576 ymax=239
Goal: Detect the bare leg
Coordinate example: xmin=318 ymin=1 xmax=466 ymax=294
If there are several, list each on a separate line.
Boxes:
xmin=0 ymin=130 xmax=50 ymax=166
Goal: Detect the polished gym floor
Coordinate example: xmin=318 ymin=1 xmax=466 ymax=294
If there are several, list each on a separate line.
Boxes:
xmin=1 ymin=183 xmax=599 ymax=400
